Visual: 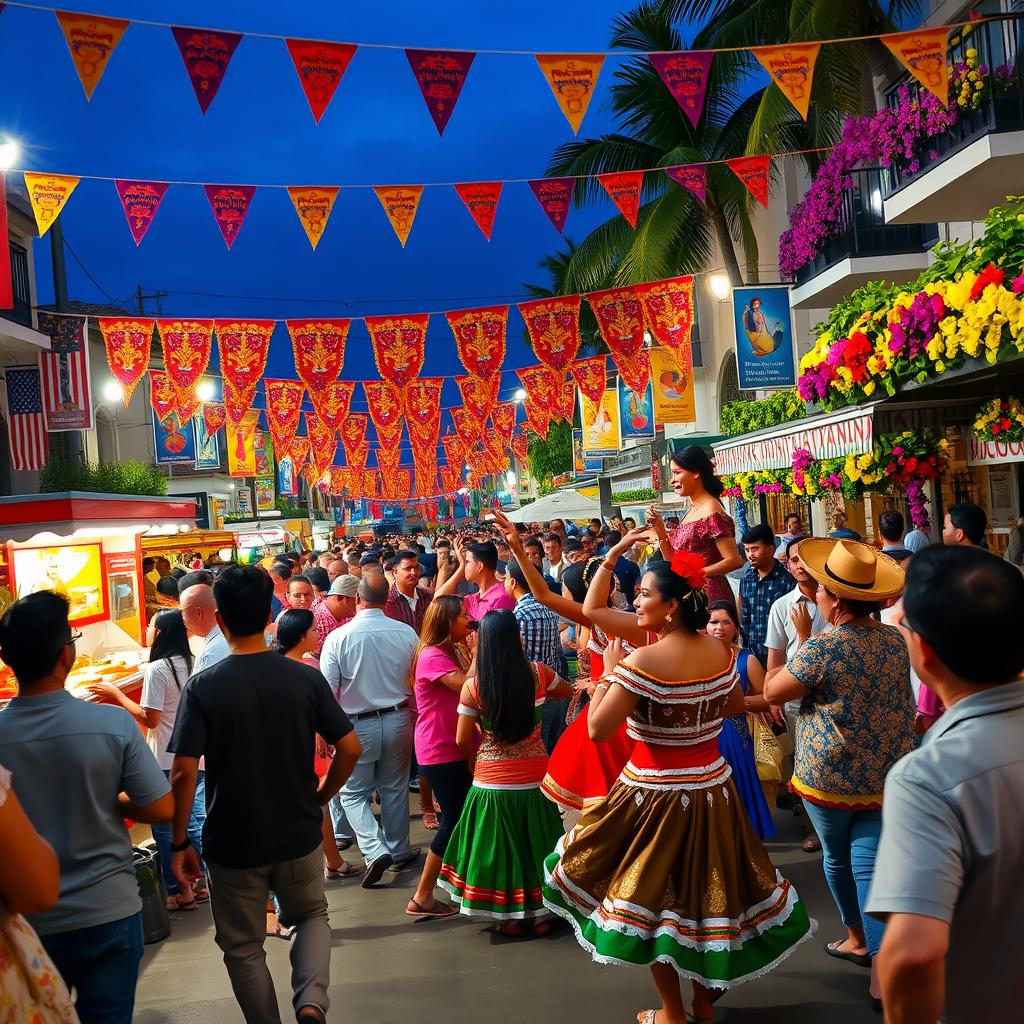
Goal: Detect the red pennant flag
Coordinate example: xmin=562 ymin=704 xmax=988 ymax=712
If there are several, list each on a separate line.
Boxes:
xmin=404 ymin=378 xmax=444 ymax=451
xmin=664 ymin=164 xmax=706 ymax=203
xmin=449 ymin=408 xmax=477 ymax=452
xmin=405 ymin=49 xmax=475 ymax=135
xmin=727 ymin=155 xmax=771 ymax=209
xmin=517 ymin=365 xmax=562 ymax=415
xmin=552 ymin=374 xmax=576 ymax=423
xmin=454 ymin=181 xmax=502 ymax=241
xmin=648 ymin=51 xmax=714 ymax=128
xmin=264 ymin=379 xmax=306 ymax=452
xmin=215 ymin=320 xmax=274 ymax=412
xmin=285 ymin=319 xmax=349 ymax=393
xmin=288 ymin=437 xmax=311 ymax=471
xmin=340 ymin=412 xmax=368 ymax=456
xmin=529 ymin=177 xmax=574 ymax=234
xmin=306 ymin=412 xmax=339 ymax=480
xmin=366 ymin=314 xmax=428 ymax=389
xmin=446 ymin=304 xmax=507 ymax=378
xmin=98 ymin=317 xmax=152 ymax=406
xmin=490 ymin=403 xmax=516 ymax=447
xmin=149 ymin=370 xmax=178 ymax=424
xmin=55 ymin=11 xmax=128 ymax=100
xmin=510 ymin=433 xmax=529 ymax=466
xmin=285 ymin=38 xmax=357 ymax=123
xmin=525 ymin=402 xmax=551 ymax=439
xmin=157 ymin=319 xmax=213 ymax=410
xmin=587 ymin=285 xmax=650 ymax=395
xmin=456 ymin=375 xmax=499 ymax=427
xmin=571 ymin=355 xmax=607 ymax=404
xmin=222 ymin=379 xmax=250 ymax=426
xmin=519 ymin=295 xmax=582 ymax=372
xmin=172 ymin=27 xmax=241 ymax=114
xmin=203 ymin=402 xmax=226 ymax=436
xmin=635 ymin=276 xmax=695 ymax=364
xmin=597 ymin=171 xmax=643 ymax=229
xmin=114 ymin=180 xmax=169 ymax=245
xmin=204 ymin=185 xmax=255 ymax=250
xmin=314 ymin=381 xmax=354 ymax=434
xmin=363 ymin=380 xmax=406 ymax=450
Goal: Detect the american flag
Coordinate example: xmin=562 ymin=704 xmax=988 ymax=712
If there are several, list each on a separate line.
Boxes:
xmin=37 ymin=314 xmax=93 ymax=432
xmin=5 ymin=366 xmax=48 ymax=471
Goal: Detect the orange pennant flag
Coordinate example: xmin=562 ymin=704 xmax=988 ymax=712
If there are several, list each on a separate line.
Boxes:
xmin=375 ymin=185 xmax=424 ymax=247
xmin=55 ymin=11 xmax=129 ymax=99
xmin=264 ymin=379 xmax=306 ymax=453
xmin=597 ymin=171 xmax=644 ymax=229
xmin=752 ymin=43 xmax=821 ymax=120
xmin=535 ymin=54 xmax=604 ymax=134
xmin=446 ymin=304 xmax=507 ymax=378
xmin=456 ymin=374 xmax=499 ymax=427
xmin=287 ymin=186 xmax=339 ymax=250
xmin=285 ymin=318 xmax=349 ymax=393
xmin=98 ymin=317 xmax=152 ymax=406
xmin=519 ymin=295 xmax=583 ymax=372
xmin=148 ymin=370 xmax=178 ymax=424
xmin=313 ymin=380 xmax=354 ymax=434
xmin=571 ymin=355 xmax=607 ymax=405
xmin=366 ymin=314 xmax=428 ymax=388
xmin=881 ymin=29 xmax=950 ymax=105
xmin=23 ymin=173 xmax=79 ymax=236
xmin=340 ymin=413 xmax=368 ymax=456
xmin=490 ymin=403 xmax=516 ymax=447
xmin=363 ymin=379 xmax=406 ymax=449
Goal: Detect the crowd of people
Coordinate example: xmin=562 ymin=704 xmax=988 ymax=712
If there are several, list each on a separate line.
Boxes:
xmin=1 ymin=445 xmax=1022 ymax=1024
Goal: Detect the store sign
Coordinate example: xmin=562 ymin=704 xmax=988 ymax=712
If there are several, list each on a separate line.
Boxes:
xmin=606 ymin=443 xmax=652 ymax=474
xmin=714 ymin=409 xmax=873 ymax=474
xmin=967 ymin=436 xmax=1024 ymax=467
xmin=236 ymin=527 xmax=285 ymax=547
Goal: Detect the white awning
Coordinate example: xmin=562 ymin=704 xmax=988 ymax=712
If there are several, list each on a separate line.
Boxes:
xmin=505 ymin=489 xmax=600 ymax=523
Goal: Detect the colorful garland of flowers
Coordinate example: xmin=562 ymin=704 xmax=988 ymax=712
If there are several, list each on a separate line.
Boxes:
xmin=973 ymin=396 xmax=1024 ymax=442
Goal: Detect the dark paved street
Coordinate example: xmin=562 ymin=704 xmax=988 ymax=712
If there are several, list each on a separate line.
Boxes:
xmin=135 ymin=802 xmax=879 ymax=1024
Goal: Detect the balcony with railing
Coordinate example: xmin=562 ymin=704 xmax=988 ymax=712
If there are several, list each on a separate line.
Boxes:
xmin=882 ymin=15 xmax=1024 ymax=224
xmin=789 ymin=167 xmax=938 ymax=309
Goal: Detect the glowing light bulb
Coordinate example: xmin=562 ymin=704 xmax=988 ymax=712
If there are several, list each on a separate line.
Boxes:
xmin=103 ymin=380 xmax=124 ymax=402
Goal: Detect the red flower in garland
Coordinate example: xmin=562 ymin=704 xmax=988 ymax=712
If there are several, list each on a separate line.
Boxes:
xmin=970 ymin=262 xmax=1005 ymax=300
xmin=670 ymin=549 xmax=707 ymax=591
xmin=843 ymin=330 xmax=874 ymax=384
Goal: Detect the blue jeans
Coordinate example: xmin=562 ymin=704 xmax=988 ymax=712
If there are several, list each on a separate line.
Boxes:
xmin=41 ymin=912 xmax=144 ymax=1024
xmin=803 ymin=802 xmax=885 ymax=955
xmin=327 ymin=791 xmax=353 ymax=842
xmin=153 ymin=769 xmax=206 ymax=895
xmin=340 ymin=707 xmax=415 ymax=864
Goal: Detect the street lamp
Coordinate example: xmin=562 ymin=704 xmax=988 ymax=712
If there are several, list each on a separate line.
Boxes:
xmin=195 ymin=380 xmax=216 ymax=402
xmin=102 ymin=380 xmax=124 ymax=403
xmin=709 ymin=274 xmax=731 ymax=302
xmin=0 ymin=139 xmax=19 ymax=171
xmin=513 ymin=388 xmax=526 ymax=402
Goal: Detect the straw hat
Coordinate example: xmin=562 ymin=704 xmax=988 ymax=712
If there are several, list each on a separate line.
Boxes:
xmin=796 ymin=538 xmax=905 ymax=601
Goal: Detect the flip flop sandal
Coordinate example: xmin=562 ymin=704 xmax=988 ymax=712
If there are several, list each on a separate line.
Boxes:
xmin=422 ymin=812 xmax=440 ymax=830
xmin=825 ymin=940 xmax=871 ymax=967
xmin=167 ymin=895 xmax=197 ymax=912
xmin=326 ymin=862 xmax=362 ymax=879
xmin=802 ymin=836 xmax=822 ymax=853
xmin=192 ymin=887 xmax=210 ymax=903
xmin=406 ymin=898 xmax=457 ymax=919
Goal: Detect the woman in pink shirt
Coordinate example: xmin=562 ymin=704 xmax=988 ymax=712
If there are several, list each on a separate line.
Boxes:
xmin=407 ymin=596 xmax=475 ymax=919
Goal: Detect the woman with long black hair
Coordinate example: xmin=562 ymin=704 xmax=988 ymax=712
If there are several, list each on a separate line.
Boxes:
xmin=439 ymin=609 xmax=573 ymax=936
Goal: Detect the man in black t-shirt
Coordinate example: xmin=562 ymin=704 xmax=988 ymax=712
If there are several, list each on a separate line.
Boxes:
xmin=168 ymin=565 xmax=360 ymax=1024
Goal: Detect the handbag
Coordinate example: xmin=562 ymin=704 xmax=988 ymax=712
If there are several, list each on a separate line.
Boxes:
xmin=747 ymin=711 xmax=787 ymax=784
xmin=0 ymin=911 xmax=80 ymax=1023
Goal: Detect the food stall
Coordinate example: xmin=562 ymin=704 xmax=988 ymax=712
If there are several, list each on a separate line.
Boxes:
xmin=141 ymin=528 xmax=237 ymax=567
xmin=226 ymin=516 xmax=312 ymax=562
xmin=0 ymin=492 xmax=198 ymax=705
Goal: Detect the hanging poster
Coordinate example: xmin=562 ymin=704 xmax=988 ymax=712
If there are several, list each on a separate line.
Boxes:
xmin=226 ymin=409 xmax=260 ymax=476
xmin=193 ymin=414 xmax=221 ymax=470
xmin=617 ymin=377 xmax=655 ymax=441
xmin=572 ymin=428 xmax=603 ymax=475
xmin=731 ymin=284 xmax=796 ymax=390
xmin=581 ymin=388 xmax=620 ymax=458
xmin=153 ymin=412 xmax=196 ymax=465
xmin=255 ymin=477 xmax=276 ymax=512
xmin=649 ymin=346 xmax=696 ymax=423
xmin=279 ymin=457 xmax=297 ymax=497
xmin=236 ymin=486 xmax=252 ymax=516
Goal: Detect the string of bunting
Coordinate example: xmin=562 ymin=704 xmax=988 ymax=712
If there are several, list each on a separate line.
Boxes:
xmin=0 ymin=3 xmax=1006 ymax=136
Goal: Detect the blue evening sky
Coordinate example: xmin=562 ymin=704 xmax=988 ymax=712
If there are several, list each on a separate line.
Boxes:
xmin=1 ymin=0 xmax=652 ymax=425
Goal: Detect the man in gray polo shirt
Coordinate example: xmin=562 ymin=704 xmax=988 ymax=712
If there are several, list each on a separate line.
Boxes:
xmin=0 ymin=591 xmax=173 ymax=1024
xmin=868 ymin=546 xmax=1024 ymax=1023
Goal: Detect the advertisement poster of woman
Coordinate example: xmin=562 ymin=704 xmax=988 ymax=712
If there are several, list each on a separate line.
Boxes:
xmin=731 ymin=285 xmax=797 ymax=389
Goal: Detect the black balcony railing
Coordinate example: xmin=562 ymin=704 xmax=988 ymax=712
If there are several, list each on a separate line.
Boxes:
xmin=882 ymin=16 xmax=1024 ymax=197
xmin=792 ymin=167 xmax=939 ymax=287
xmin=1 ymin=241 xmax=31 ymax=327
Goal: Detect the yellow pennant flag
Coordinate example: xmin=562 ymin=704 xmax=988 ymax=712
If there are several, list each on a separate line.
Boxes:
xmin=287 ymin=186 xmax=340 ymax=250
xmin=55 ymin=11 xmax=129 ymax=99
xmin=881 ymin=29 xmax=950 ymax=105
xmin=535 ymin=54 xmax=605 ymax=134
xmin=23 ymin=173 xmax=80 ymax=235
xmin=374 ymin=185 xmax=424 ymax=247
xmin=752 ymin=43 xmax=821 ymax=120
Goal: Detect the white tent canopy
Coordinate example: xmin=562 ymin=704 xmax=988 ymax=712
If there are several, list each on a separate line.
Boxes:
xmin=505 ymin=489 xmax=600 ymax=524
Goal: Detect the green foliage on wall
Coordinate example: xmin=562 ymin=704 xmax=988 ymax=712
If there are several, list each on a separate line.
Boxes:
xmin=720 ymin=389 xmax=806 ymax=437
xmin=39 ymin=453 xmax=168 ymax=496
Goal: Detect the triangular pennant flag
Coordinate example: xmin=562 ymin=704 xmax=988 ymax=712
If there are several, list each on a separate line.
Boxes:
xmin=287 ymin=186 xmax=339 ymax=249
xmin=55 ymin=11 xmax=128 ymax=99
xmin=446 ymin=304 xmax=507 ymax=378
xmin=535 ymin=54 xmax=604 ymax=134
xmin=456 ymin=374 xmax=499 ymax=426
xmin=157 ymin=320 xmax=214 ymax=409
xmin=571 ymin=356 xmax=607 ymax=404
xmin=374 ymin=185 xmax=424 ymax=247
xmin=98 ymin=317 xmax=152 ymax=406
xmin=881 ymin=29 xmax=950 ymax=105
xmin=285 ymin=38 xmax=357 ymax=123
xmin=149 ymin=370 xmax=178 ymax=424
xmin=216 ymin=320 xmax=274 ymax=410
xmin=204 ymin=184 xmax=256 ymax=249
xmin=587 ymin=285 xmax=649 ymax=395
xmin=264 ymin=379 xmax=306 ymax=453
xmin=172 ymin=27 xmax=242 ymax=114
xmin=363 ymin=379 xmax=406 ymax=449
xmin=340 ymin=413 xmax=368 ymax=455
xmin=114 ymin=180 xmax=169 ymax=245
xmin=635 ymin=276 xmax=695 ymax=365
xmin=285 ymin=319 xmax=349 ymax=393
xmin=23 ymin=173 xmax=79 ymax=236
xmin=203 ymin=402 xmax=226 ymax=436
xmin=648 ymin=51 xmax=714 ymax=129
xmin=664 ymin=164 xmax=706 ymax=203
xmin=313 ymin=381 xmax=354 ymax=434
xmin=597 ymin=171 xmax=644 ymax=229
xmin=519 ymin=296 xmax=582 ymax=371
xmin=454 ymin=181 xmax=502 ymax=241
xmin=490 ymin=403 xmax=516 ymax=448
xmin=366 ymin=314 xmax=428 ymax=389
xmin=405 ymin=49 xmax=475 ymax=135
xmin=529 ymin=177 xmax=575 ymax=234
xmin=726 ymin=155 xmax=771 ymax=209
xmin=753 ymin=43 xmax=821 ymax=120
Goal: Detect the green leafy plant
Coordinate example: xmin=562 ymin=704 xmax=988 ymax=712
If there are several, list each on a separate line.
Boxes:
xmin=720 ymin=389 xmax=805 ymax=436
xmin=611 ymin=486 xmax=658 ymax=504
xmin=39 ymin=453 xmax=167 ymax=496
xmin=527 ymin=421 xmax=573 ymax=492
xmin=275 ymin=497 xmax=307 ymax=519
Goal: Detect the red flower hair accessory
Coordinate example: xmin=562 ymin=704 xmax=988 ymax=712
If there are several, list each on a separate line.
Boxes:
xmin=670 ymin=549 xmax=707 ymax=591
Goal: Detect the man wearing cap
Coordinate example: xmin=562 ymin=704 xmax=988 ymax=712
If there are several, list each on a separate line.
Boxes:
xmin=312 ymin=576 xmax=358 ymax=657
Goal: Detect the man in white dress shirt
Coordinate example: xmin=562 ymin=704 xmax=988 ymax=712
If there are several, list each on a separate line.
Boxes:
xmin=320 ymin=574 xmax=419 ymax=888
xmin=180 ymin=583 xmax=229 ymax=676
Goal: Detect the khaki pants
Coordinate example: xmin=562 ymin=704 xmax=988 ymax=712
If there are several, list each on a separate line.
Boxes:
xmin=207 ymin=845 xmax=329 ymax=1024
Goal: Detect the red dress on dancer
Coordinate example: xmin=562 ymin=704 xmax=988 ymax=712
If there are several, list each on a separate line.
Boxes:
xmin=669 ymin=511 xmax=737 ymax=607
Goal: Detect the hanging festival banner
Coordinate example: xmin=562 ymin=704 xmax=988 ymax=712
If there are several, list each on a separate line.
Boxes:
xmin=222 ymin=379 xmax=248 ymax=426
xmin=446 ymin=304 xmax=507 ymax=378
xmin=648 ymin=50 xmax=714 ymax=128
xmin=215 ymin=319 xmax=274 ymax=413
xmin=448 ymin=407 xmax=477 ymax=452
xmin=587 ymin=285 xmax=650 ymax=396
xmin=396 ymin=468 xmax=412 ymax=501
xmin=636 ymin=275 xmax=695 ymax=364
xmin=455 ymin=374 xmax=499 ymax=427
xmin=114 ymin=180 xmax=169 ymax=245
xmin=881 ymin=29 xmax=950 ymax=105
xmin=517 ymin=363 xmax=562 ymax=411
xmin=306 ymin=411 xmax=338 ymax=478
xmin=362 ymin=379 xmax=406 ymax=449
xmin=439 ymin=464 xmax=462 ymax=495
xmin=285 ymin=38 xmax=357 ymax=123
xmin=172 ymin=27 xmax=242 ymax=114
xmin=535 ymin=54 xmax=604 ymax=134
xmin=752 ymin=43 xmax=821 ymax=120
xmin=328 ymin=466 xmax=348 ymax=495
xmin=510 ymin=432 xmax=529 ymax=466
xmin=528 ymin=176 xmax=574 ymax=234
xmin=263 ymin=379 xmax=306 ymax=452
xmin=490 ymin=402 xmax=516 ymax=448
xmin=404 ymin=377 xmax=444 ymax=450
xmin=156 ymin=319 xmax=213 ymax=408
xmin=204 ymin=184 xmax=256 ymax=249
xmin=203 ymin=401 xmax=227 ymax=436
xmin=288 ymin=436 xmax=311 ymax=471
xmin=664 ymin=163 xmax=706 ymax=203
xmin=553 ymin=374 xmax=576 ymax=423
xmin=345 ymin=441 xmax=368 ymax=471
xmin=405 ymin=49 xmax=475 ymax=135
xmin=339 ymin=412 xmax=368 ymax=456
xmin=376 ymin=444 xmax=401 ymax=485
xmin=374 ymin=185 xmax=423 ymax=247
xmin=55 ymin=11 xmax=129 ymax=100
xmin=23 ymin=173 xmax=79 ymax=236
xmin=519 ymin=295 xmax=582 ymax=371
xmin=453 ymin=181 xmax=502 ymax=241
xmin=597 ymin=171 xmax=643 ymax=229
xmin=314 ymin=380 xmax=354 ymax=433
xmin=176 ymin=391 xmax=201 ymax=426
xmin=414 ymin=452 xmax=438 ymax=495
xmin=285 ymin=318 xmax=349 ymax=392
xmin=366 ymin=313 xmax=428 ymax=388
xmin=98 ymin=317 xmax=152 ymax=406
xmin=525 ymin=401 xmax=551 ymax=439
xmin=441 ymin=431 xmax=466 ymax=468
xmin=287 ymin=186 xmax=339 ymax=249
xmin=226 ymin=408 xmax=260 ymax=476
xmin=648 ymin=345 xmax=696 ymax=424
xmin=571 ymin=355 xmax=607 ymax=404
xmin=726 ymin=155 xmax=771 ymax=209
xmin=148 ymin=370 xmax=178 ymax=424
